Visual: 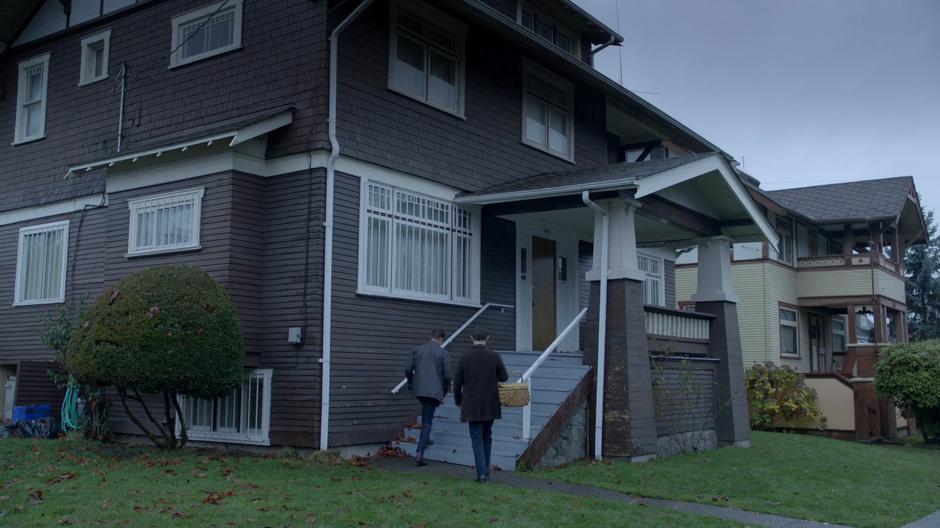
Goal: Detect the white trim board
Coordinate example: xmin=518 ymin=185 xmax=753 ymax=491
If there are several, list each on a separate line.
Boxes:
xmin=0 ymin=194 xmax=106 ymax=227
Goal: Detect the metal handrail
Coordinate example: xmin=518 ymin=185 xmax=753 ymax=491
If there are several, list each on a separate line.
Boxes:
xmin=518 ymin=307 xmax=588 ymax=383
xmin=390 ymin=303 xmax=514 ymax=394
xmin=518 ymin=307 xmax=588 ymax=440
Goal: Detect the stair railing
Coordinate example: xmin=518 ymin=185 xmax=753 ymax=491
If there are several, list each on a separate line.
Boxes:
xmin=518 ymin=307 xmax=588 ymax=439
xmin=390 ymin=303 xmax=514 ymax=394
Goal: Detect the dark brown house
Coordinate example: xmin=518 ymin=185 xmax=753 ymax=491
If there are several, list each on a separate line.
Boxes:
xmin=0 ymin=0 xmax=777 ymax=468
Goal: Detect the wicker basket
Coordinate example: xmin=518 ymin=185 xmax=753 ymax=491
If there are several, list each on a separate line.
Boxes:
xmin=498 ymin=382 xmax=531 ymax=407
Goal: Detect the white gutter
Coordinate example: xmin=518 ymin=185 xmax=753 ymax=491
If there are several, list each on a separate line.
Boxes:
xmin=581 ymin=191 xmax=608 ymax=461
xmin=320 ymin=0 xmax=376 ymax=452
xmin=454 ymin=180 xmax=638 ymax=205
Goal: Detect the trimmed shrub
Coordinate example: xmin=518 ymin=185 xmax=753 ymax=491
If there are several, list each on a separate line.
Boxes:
xmin=67 ymin=266 xmax=244 ymax=448
xmin=875 ymin=340 xmax=940 ymax=443
xmin=745 ymin=362 xmax=821 ymax=431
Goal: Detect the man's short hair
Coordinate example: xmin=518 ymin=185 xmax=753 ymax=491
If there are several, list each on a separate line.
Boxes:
xmin=471 ymin=328 xmax=489 ymax=341
xmin=430 ymin=329 xmax=446 ymax=340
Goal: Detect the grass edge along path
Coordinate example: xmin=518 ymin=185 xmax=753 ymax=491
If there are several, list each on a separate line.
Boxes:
xmin=0 ymin=438 xmax=743 ymax=527
xmin=536 ymin=431 xmax=940 ymax=528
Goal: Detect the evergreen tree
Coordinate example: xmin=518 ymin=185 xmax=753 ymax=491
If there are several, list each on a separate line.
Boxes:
xmin=906 ymin=205 xmax=940 ymax=341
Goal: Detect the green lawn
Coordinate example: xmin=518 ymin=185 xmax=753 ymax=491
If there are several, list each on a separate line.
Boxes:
xmin=0 ymin=439 xmax=741 ymax=527
xmin=538 ymin=431 xmax=940 ymax=528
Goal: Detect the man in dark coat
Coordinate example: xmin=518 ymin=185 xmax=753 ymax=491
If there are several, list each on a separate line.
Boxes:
xmin=453 ymin=329 xmax=508 ymax=483
xmin=406 ymin=329 xmax=451 ymax=466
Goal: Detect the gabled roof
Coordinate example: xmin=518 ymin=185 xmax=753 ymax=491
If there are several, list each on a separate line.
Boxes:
xmin=766 ymin=177 xmax=915 ymax=224
xmin=0 ymin=0 xmax=40 ymax=49
xmin=456 ymin=153 xmax=715 ymax=203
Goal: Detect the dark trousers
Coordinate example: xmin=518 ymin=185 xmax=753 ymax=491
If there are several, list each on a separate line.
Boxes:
xmin=417 ymin=397 xmax=439 ymax=455
xmin=468 ymin=420 xmax=494 ymax=478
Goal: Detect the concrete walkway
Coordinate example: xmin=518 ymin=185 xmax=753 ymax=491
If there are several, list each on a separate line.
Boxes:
xmin=902 ymin=510 xmax=940 ymax=528
xmin=375 ymin=457 xmax=854 ymax=528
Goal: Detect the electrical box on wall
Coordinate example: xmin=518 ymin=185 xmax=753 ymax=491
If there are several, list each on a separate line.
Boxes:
xmin=288 ymin=327 xmax=303 ymax=345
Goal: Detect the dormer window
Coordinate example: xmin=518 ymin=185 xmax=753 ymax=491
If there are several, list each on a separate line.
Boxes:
xmin=519 ymin=4 xmax=574 ymax=54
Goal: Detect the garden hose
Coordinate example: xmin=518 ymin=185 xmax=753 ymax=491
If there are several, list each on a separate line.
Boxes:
xmin=61 ymin=377 xmax=80 ymax=432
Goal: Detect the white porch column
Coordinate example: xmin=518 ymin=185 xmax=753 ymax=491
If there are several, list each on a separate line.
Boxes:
xmin=693 ymin=236 xmax=738 ymax=303
xmin=587 ymin=199 xmax=645 ymax=282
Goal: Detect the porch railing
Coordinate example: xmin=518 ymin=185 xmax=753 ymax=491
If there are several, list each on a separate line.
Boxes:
xmin=518 ymin=307 xmax=588 ymax=439
xmin=390 ymin=303 xmax=514 ymax=394
xmin=644 ymin=305 xmax=711 ymax=341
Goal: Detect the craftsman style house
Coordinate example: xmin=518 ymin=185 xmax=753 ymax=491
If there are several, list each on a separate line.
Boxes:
xmin=677 ymin=176 xmax=928 ymax=441
xmin=0 ymin=0 xmax=778 ymax=467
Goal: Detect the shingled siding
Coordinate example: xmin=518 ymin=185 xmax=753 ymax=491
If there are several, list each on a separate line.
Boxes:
xmin=0 ymin=0 xmax=328 ymax=213
xmin=336 ymin=2 xmax=609 ymax=194
xmin=327 ymin=172 xmax=515 ymax=446
xmin=650 ymin=357 xmax=718 ymax=437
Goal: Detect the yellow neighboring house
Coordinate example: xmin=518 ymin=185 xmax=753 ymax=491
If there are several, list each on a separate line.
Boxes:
xmin=676 ymin=175 xmax=928 ymax=441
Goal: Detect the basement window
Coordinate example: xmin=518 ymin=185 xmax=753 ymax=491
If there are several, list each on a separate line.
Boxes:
xmin=178 ymin=369 xmax=272 ymax=445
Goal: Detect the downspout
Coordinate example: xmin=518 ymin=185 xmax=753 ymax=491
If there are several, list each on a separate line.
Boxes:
xmin=581 ymin=191 xmax=608 ymax=461
xmin=321 ymin=0 xmax=375 ymax=452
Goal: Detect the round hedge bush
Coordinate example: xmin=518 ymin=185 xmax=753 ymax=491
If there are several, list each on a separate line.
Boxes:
xmin=67 ymin=266 xmax=245 ymax=399
xmin=875 ymin=340 xmax=940 ymax=442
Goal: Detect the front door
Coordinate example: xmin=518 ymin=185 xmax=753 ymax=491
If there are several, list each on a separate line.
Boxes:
xmin=809 ymin=314 xmax=826 ymax=372
xmin=531 ymin=236 xmax=557 ymax=350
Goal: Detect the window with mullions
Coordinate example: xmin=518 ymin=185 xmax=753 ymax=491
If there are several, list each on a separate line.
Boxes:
xmin=520 ymin=4 xmax=573 ymax=54
xmin=14 ymin=54 xmax=50 ymax=144
xmin=359 ymin=181 xmax=479 ymax=305
xmin=179 ymin=369 xmax=271 ymax=445
xmin=779 ymin=307 xmax=798 ymax=357
xmin=127 ymin=188 xmax=204 ymax=256
xmin=170 ymin=0 xmax=243 ymax=67
xmin=523 ymin=68 xmax=573 ymax=160
xmin=14 ymin=220 xmax=69 ymax=306
xmin=831 ymin=317 xmax=846 ymax=352
xmin=637 ymin=252 xmax=665 ymax=306
xmin=388 ymin=2 xmax=465 ymax=115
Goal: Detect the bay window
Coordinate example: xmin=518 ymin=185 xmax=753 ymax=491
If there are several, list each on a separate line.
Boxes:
xmin=127 ymin=188 xmax=204 ymax=256
xmin=359 ymin=181 xmax=479 ymax=305
xmin=388 ymin=1 xmax=465 ymax=116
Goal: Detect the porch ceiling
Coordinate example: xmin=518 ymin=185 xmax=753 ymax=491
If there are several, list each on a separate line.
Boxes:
xmin=457 ymin=153 xmax=779 ymax=249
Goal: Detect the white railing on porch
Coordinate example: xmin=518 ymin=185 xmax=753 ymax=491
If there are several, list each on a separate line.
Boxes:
xmin=517 ymin=307 xmax=588 ymax=440
xmin=390 ymin=303 xmax=514 ymax=394
xmin=797 ymin=255 xmax=846 ymax=268
xmin=644 ymin=306 xmax=710 ymax=341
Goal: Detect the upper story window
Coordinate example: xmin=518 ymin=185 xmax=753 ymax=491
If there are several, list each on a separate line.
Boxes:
xmin=15 ymin=220 xmax=69 ymax=306
xmin=522 ymin=64 xmax=574 ymax=160
xmin=388 ymin=1 xmax=466 ymax=116
xmin=359 ymin=180 xmax=480 ymax=305
xmin=779 ymin=307 xmax=799 ymax=357
xmin=775 ymin=217 xmax=794 ymax=265
xmin=638 ymin=252 xmax=665 ymax=306
xmin=170 ymin=0 xmax=243 ymax=68
xmin=519 ymin=4 xmax=574 ymax=55
xmin=79 ymin=30 xmax=111 ymax=86
xmin=127 ymin=188 xmax=204 ymax=256
xmin=14 ymin=54 xmax=51 ymax=145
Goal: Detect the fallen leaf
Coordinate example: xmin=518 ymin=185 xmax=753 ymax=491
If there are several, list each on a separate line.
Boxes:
xmin=47 ymin=473 xmax=77 ymax=485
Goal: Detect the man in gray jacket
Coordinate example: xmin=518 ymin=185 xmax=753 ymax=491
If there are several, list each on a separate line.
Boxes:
xmin=406 ymin=329 xmax=452 ymax=466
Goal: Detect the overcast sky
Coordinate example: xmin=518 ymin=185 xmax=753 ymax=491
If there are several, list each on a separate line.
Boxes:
xmin=574 ymin=0 xmax=940 ymax=220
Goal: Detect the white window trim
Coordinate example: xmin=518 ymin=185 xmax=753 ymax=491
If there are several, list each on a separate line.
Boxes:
xmin=387 ymin=0 xmax=467 ymax=118
xmin=79 ymin=29 xmax=111 ymax=86
xmin=14 ymin=220 xmax=69 ymax=306
xmin=779 ymin=307 xmax=799 ymax=358
xmin=521 ymin=60 xmax=575 ymax=162
xmin=169 ymin=0 xmax=244 ymax=68
xmin=357 ymin=178 xmax=482 ymax=307
xmin=637 ymin=252 xmax=666 ymax=307
xmin=126 ymin=187 xmax=205 ymax=257
xmin=516 ymin=2 xmax=579 ymax=56
xmin=177 ymin=368 xmax=273 ymax=446
xmin=13 ymin=53 xmax=51 ymax=145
